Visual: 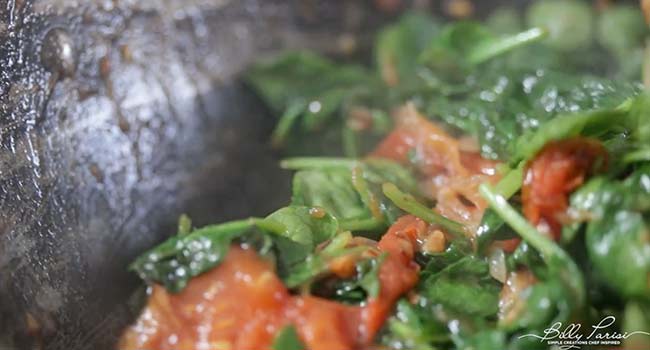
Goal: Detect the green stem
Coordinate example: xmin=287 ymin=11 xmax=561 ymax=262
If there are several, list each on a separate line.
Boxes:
xmin=271 ymin=100 xmax=307 ymax=147
xmin=280 ymin=157 xmax=359 ymax=170
xmin=382 ymin=182 xmax=466 ymax=237
xmin=494 ymin=163 xmax=524 ymax=198
xmin=479 ymin=184 xmax=585 ymax=308
xmin=468 ymin=27 xmax=547 ymax=65
xmin=339 ymin=217 xmax=385 ymax=232
xmin=255 ymin=217 xmax=286 ymax=234
xmin=623 ymin=147 xmax=650 ymax=164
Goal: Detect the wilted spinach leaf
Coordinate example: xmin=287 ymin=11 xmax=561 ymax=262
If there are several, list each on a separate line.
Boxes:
xmin=246 ymin=51 xmax=374 ymax=145
xmin=419 ymin=21 xmax=545 ymax=76
xmin=263 ymin=205 xmax=338 ymax=249
xmin=283 ymin=157 xmax=420 ymax=233
xmin=132 ymin=204 xmax=340 ymax=293
xmin=381 ymin=299 xmax=447 ymax=350
xmin=375 ymin=12 xmax=441 ymax=85
xmin=272 ymin=326 xmax=305 ymax=350
xmin=568 ymin=167 xmax=650 ymax=300
xmin=130 ymin=219 xmax=261 ymax=292
xmin=421 ymin=256 xmax=501 ymax=318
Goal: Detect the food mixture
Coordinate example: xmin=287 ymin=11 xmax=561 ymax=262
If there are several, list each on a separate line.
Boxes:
xmin=119 ymin=1 xmax=650 ymax=349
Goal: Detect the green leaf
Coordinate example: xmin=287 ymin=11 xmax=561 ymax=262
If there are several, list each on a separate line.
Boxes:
xmin=272 ymin=326 xmax=305 ymax=350
xmin=382 ymin=182 xmax=466 ymax=237
xmin=375 ymin=12 xmax=441 ymax=85
xmin=626 ymin=93 xmax=650 ymax=145
xmin=263 ymin=206 xmax=338 ymax=249
xmin=246 ymin=51 xmax=372 ymax=146
xmin=381 ymin=299 xmax=447 ymax=350
xmin=357 ymin=255 xmax=384 ymax=298
xmin=129 ymin=219 xmax=259 ymax=292
xmin=419 ymin=22 xmax=545 ymax=75
xmin=246 ymin=51 xmax=368 ymax=113
xmin=291 ymin=168 xmax=368 ymax=221
xmin=131 ymin=205 xmax=341 ymax=293
xmin=284 ymin=157 xmax=421 ymax=232
xmin=451 ymin=330 xmax=507 ymax=350
xmin=509 ymin=108 xmax=627 ymax=165
xmin=568 ymin=167 xmax=650 ymax=300
xmin=467 ymin=27 xmax=547 ymax=66
xmin=271 ymin=100 xmax=308 ymax=146
xmin=420 ymin=256 xmax=500 ymax=319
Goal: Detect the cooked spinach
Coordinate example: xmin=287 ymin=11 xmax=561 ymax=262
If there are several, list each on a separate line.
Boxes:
xmin=131 ymin=205 xmax=338 ymax=292
xmin=421 ymin=256 xmax=501 ymax=318
xmin=283 ymin=157 xmax=420 ymax=233
xmin=129 ymin=4 xmax=650 ymax=349
xmin=130 ymin=218 xmax=263 ymax=292
xmin=567 ymin=166 xmax=650 ymax=300
xmin=272 ymin=326 xmax=305 ymax=350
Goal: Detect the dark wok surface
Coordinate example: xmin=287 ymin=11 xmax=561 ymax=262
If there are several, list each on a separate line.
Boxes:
xmin=0 ymin=1 xmax=528 ymax=349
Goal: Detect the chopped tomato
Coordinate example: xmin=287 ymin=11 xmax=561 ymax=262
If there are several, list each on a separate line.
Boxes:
xmin=362 ymin=215 xmax=423 ymax=340
xmin=522 ymin=137 xmax=607 ymax=241
xmin=372 ymin=104 xmax=468 ymax=177
xmin=372 ymin=105 xmax=500 ymax=232
xmin=120 ymin=216 xmax=426 ymax=350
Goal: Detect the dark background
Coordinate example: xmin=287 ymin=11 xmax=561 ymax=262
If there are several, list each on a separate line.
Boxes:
xmin=0 ymin=0 xmax=528 ymax=349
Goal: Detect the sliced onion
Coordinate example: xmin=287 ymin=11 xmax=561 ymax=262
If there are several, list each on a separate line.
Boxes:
xmin=488 ymin=248 xmax=507 ymax=283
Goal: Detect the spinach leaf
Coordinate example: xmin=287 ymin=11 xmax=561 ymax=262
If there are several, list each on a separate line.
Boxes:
xmin=568 ymin=167 xmax=650 ymax=300
xmin=263 ymin=206 xmax=338 ymax=249
xmin=426 ymin=68 xmax=640 ymax=160
xmin=291 ymin=168 xmax=368 ymax=221
xmin=246 ymin=51 xmax=369 ymax=114
xmin=451 ymin=330 xmax=507 ymax=350
xmin=246 ymin=51 xmax=373 ymax=145
xmin=419 ymin=22 xmax=545 ymax=78
xmin=283 ymin=157 xmax=420 ymax=232
xmin=510 ymin=108 xmax=627 ymax=165
xmin=381 ymin=299 xmax=448 ymax=350
xmin=272 ymin=326 xmax=305 ymax=350
xmin=375 ymin=12 xmax=441 ymax=85
xmin=132 ymin=205 xmax=339 ymax=293
xmin=420 ymin=256 xmax=501 ymax=318
xmin=130 ymin=219 xmax=261 ymax=292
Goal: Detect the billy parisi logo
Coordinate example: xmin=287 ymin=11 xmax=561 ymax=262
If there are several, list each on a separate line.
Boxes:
xmin=518 ymin=316 xmax=650 ymax=350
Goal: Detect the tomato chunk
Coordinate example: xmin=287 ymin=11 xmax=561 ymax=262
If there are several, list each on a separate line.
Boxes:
xmin=522 ymin=137 xmax=607 ymax=240
xmin=372 ymin=105 xmax=500 ymax=232
xmin=120 ymin=216 xmax=426 ymax=350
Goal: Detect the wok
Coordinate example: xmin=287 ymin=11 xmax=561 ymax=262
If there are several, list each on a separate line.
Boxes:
xmin=0 ymin=1 xmax=531 ymax=349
